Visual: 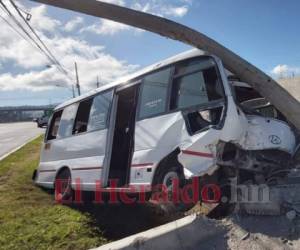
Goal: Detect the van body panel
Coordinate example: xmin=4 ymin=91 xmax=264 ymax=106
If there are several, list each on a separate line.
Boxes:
xmin=38 ymin=155 xmax=104 ymax=190
xmin=35 ymin=171 xmax=55 ymax=188
xmin=178 ymin=129 xmax=221 ymax=177
xmin=134 ymin=112 xmax=189 ymax=151
xmin=131 ymin=112 xmax=189 ymax=184
xmin=219 ymin=97 xmax=248 ymax=143
xmin=37 ymin=129 xmax=108 ymax=188
xmin=41 ymin=129 xmax=108 ymax=162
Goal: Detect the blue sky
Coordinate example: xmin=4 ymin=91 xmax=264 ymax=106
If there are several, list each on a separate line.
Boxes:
xmin=0 ymin=0 xmax=299 ymax=106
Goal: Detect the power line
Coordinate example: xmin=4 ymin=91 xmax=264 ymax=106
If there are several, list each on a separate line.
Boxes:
xmin=0 ymin=1 xmax=56 ymax=65
xmin=0 ymin=0 xmax=73 ymax=82
xmin=0 ymin=12 xmax=32 ymax=43
xmin=9 ymin=0 xmax=68 ymax=76
xmin=0 ymin=4 xmax=44 ymax=53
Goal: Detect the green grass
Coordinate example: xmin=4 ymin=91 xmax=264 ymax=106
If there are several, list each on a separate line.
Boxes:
xmin=0 ymin=136 xmax=107 ymax=250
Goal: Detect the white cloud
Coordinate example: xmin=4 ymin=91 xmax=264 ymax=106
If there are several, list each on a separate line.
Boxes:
xmin=0 ymin=22 xmax=48 ymax=68
xmin=0 ymin=30 xmax=139 ymax=89
xmin=163 ymin=6 xmax=189 ymax=18
xmin=100 ymin=0 xmax=125 ymax=5
xmin=82 ymin=0 xmax=192 ymax=36
xmin=80 ymin=20 xmax=131 ymax=35
xmin=181 ymin=0 xmax=192 ymax=3
xmin=64 ymin=16 xmax=84 ymax=32
xmin=0 ymin=1 xmax=138 ymax=91
xmin=0 ymin=53 xmax=138 ymax=91
xmin=0 ymin=69 xmax=67 ymax=91
xmin=131 ymin=0 xmax=191 ymax=18
xmin=0 ymin=1 xmax=60 ymax=68
xmin=29 ymin=5 xmax=61 ymax=32
xmin=271 ymin=64 xmax=300 ymax=78
xmin=271 ymin=64 xmax=289 ymax=75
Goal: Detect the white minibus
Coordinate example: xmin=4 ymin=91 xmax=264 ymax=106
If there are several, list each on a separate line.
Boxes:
xmin=33 ymin=49 xmax=296 ymax=204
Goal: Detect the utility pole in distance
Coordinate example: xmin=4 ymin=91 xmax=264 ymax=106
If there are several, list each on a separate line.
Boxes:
xmin=97 ymin=75 xmax=100 ymax=88
xmin=72 ymin=85 xmax=75 ymax=98
xmin=74 ymin=62 xmax=81 ymax=96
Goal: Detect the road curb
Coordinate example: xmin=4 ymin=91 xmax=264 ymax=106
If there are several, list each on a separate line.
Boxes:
xmin=91 ymin=214 xmax=225 ymax=250
xmin=0 ymin=134 xmax=42 ymax=162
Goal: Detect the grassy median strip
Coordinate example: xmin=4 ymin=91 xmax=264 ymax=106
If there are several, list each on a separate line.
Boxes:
xmin=0 ymin=136 xmax=107 ymax=250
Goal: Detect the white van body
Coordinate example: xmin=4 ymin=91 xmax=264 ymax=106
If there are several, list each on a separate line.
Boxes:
xmin=34 ymin=49 xmax=296 ymax=193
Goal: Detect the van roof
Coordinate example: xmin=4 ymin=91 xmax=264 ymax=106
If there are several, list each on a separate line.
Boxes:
xmin=55 ymin=48 xmax=210 ymax=110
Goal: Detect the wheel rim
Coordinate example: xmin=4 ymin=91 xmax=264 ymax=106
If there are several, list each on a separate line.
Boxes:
xmin=163 ymin=171 xmax=179 ymax=192
xmin=55 ymin=171 xmax=72 ymax=202
xmin=61 ymin=176 xmax=71 ymax=197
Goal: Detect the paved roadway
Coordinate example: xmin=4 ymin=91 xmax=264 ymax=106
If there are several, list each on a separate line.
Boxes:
xmin=0 ymin=122 xmax=44 ymax=160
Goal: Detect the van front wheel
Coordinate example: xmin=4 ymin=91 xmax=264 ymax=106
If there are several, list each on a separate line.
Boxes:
xmin=55 ymin=169 xmax=73 ymax=203
xmin=152 ymin=165 xmax=184 ymax=205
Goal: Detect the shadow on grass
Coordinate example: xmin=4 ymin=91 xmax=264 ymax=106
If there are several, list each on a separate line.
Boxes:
xmin=69 ymin=194 xmax=184 ymax=240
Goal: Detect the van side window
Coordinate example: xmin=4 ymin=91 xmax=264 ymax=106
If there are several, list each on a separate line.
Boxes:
xmin=57 ymin=103 xmax=78 ymax=139
xmin=171 ymin=57 xmax=225 ymax=134
xmin=73 ymin=98 xmax=93 ymax=134
xmin=138 ymin=67 xmax=171 ymax=119
xmin=47 ymin=110 xmax=62 ymax=140
xmin=171 ymin=57 xmax=224 ymax=110
xmin=87 ymin=90 xmax=113 ymax=131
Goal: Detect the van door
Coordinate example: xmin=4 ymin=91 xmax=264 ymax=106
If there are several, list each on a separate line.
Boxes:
xmin=106 ymin=84 xmax=139 ymax=187
xmin=132 ymin=67 xmax=184 ymax=186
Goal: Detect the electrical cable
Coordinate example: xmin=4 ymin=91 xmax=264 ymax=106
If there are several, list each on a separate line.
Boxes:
xmin=9 ymin=0 xmax=68 ymax=76
xmin=0 ymin=0 xmax=72 ymax=80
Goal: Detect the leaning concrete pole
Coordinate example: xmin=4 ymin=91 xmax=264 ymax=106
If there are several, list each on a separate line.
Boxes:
xmin=31 ymin=0 xmax=300 ymax=129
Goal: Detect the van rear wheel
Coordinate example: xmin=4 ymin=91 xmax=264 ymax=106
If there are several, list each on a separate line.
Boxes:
xmin=55 ymin=169 xmax=73 ymax=203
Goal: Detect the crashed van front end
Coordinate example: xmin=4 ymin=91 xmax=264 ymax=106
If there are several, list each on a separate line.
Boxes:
xmin=238 ymin=115 xmax=296 ymax=154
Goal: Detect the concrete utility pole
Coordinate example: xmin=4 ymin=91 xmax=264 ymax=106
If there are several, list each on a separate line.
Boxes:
xmin=31 ymin=0 xmax=300 ymax=129
xmin=74 ymin=62 xmax=81 ymax=96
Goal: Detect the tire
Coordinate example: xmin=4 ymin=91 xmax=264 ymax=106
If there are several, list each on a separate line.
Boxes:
xmin=152 ymin=164 xmax=188 ymax=212
xmin=153 ymin=165 xmax=183 ymax=191
xmin=55 ymin=169 xmax=73 ymax=203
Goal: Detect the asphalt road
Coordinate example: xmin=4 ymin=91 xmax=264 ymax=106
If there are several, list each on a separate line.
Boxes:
xmin=0 ymin=122 xmax=44 ymax=160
